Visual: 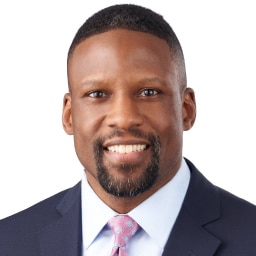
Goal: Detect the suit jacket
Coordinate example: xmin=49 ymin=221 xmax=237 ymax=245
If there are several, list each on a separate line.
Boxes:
xmin=1 ymin=159 xmax=256 ymax=256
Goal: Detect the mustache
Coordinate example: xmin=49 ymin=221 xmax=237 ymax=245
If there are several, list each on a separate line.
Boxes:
xmin=94 ymin=128 xmax=161 ymax=157
xmin=98 ymin=127 xmax=157 ymax=143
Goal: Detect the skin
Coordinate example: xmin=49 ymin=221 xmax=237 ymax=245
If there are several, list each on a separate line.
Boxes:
xmin=63 ymin=29 xmax=196 ymax=213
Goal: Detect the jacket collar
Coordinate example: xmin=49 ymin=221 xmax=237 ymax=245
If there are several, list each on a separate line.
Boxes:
xmin=39 ymin=182 xmax=82 ymax=256
xmin=163 ymin=159 xmax=222 ymax=256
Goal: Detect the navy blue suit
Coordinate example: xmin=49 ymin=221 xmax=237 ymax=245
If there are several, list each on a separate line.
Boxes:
xmin=1 ymin=159 xmax=256 ymax=256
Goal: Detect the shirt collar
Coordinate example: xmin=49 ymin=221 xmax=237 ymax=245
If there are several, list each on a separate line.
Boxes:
xmin=81 ymin=173 xmax=116 ymax=249
xmin=81 ymin=158 xmax=190 ymax=250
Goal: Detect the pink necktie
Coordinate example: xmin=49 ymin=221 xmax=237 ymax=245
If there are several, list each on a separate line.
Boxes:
xmin=108 ymin=215 xmax=139 ymax=256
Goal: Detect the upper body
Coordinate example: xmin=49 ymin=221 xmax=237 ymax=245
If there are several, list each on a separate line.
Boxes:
xmin=1 ymin=159 xmax=256 ymax=256
xmin=1 ymin=4 xmax=255 ymax=255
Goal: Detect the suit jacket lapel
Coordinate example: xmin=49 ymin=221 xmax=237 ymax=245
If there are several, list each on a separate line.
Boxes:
xmin=39 ymin=182 xmax=82 ymax=256
xmin=163 ymin=159 xmax=222 ymax=256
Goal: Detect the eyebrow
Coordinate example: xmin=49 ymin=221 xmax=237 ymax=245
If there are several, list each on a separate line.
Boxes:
xmin=80 ymin=76 xmax=167 ymax=87
xmin=139 ymin=77 xmax=166 ymax=86
xmin=81 ymin=79 xmax=102 ymax=87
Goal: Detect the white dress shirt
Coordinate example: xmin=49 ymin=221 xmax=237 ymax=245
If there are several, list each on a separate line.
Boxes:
xmin=81 ymin=158 xmax=190 ymax=256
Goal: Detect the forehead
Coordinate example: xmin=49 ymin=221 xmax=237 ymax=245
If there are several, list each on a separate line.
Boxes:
xmin=68 ymin=29 xmax=178 ymax=87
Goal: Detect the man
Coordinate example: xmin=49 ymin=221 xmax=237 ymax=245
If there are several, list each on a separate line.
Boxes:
xmin=1 ymin=4 xmax=256 ymax=256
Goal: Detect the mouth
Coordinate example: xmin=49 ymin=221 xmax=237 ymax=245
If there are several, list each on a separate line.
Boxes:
xmin=107 ymin=144 xmax=147 ymax=154
xmin=102 ymin=138 xmax=150 ymax=164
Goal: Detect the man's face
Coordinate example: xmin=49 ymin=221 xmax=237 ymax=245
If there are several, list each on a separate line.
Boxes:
xmin=63 ymin=29 xmax=195 ymax=199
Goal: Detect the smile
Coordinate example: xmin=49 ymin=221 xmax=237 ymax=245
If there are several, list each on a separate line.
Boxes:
xmin=107 ymin=144 xmax=147 ymax=154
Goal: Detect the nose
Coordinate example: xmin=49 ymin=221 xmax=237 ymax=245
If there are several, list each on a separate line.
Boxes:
xmin=106 ymin=94 xmax=144 ymax=130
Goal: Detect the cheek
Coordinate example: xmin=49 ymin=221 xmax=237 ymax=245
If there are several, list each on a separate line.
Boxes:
xmin=159 ymin=119 xmax=183 ymax=150
xmin=72 ymin=101 xmax=105 ymax=137
xmin=152 ymin=101 xmax=183 ymax=135
xmin=157 ymin=124 xmax=183 ymax=176
xmin=71 ymin=104 xmax=104 ymax=169
xmin=154 ymin=105 xmax=184 ymax=160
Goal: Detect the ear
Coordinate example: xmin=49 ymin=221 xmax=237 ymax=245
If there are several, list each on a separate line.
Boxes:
xmin=182 ymin=88 xmax=196 ymax=131
xmin=62 ymin=93 xmax=73 ymax=135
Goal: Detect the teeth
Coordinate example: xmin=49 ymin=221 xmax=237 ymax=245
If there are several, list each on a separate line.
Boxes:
xmin=107 ymin=144 xmax=146 ymax=153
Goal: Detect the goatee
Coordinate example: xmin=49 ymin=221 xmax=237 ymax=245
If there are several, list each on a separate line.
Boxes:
xmin=93 ymin=128 xmax=160 ymax=197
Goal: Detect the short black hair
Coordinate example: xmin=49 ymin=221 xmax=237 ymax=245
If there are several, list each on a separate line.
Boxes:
xmin=68 ymin=4 xmax=186 ymax=89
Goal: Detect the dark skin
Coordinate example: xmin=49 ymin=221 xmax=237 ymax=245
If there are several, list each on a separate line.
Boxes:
xmin=63 ymin=29 xmax=196 ymax=213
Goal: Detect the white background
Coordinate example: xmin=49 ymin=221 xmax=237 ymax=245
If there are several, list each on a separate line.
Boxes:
xmin=0 ymin=0 xmax=255 ymax=219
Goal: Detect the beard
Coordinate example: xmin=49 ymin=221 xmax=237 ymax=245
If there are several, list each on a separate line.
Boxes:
xmin=93 ymin=128 xmax=160 ymax=198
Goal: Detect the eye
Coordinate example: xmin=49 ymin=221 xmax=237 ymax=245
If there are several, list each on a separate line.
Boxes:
xmin=140 ymin=88 xmax=158 ymax=96
xmin=87 ymin=90 xmax=107 ymax=98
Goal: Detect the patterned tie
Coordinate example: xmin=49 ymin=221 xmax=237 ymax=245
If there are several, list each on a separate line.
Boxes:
xmin=108 ymin=215 xmax=139 ymax=256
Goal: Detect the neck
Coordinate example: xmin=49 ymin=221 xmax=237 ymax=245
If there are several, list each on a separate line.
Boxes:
xmin=85 ymin=169 xmax=178 ymax=213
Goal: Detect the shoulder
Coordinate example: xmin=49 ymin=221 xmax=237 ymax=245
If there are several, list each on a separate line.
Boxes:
xmin=215 ymin=185 xmax=256 ymax=228
xmin=208 ymin=186 xmax=256 ymax=254
xmin=0 ymin=182 xmax=81 ymax=243
xmin=185 ymin=158 xmax=256 ymax=252
xmin=186 ymin=158 xmax=256 ymax=217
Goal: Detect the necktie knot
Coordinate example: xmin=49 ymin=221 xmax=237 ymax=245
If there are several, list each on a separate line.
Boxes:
xmin=108 ymin=215 xmax=139 ymax=256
